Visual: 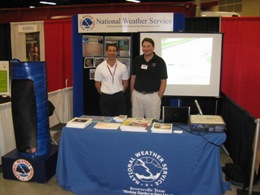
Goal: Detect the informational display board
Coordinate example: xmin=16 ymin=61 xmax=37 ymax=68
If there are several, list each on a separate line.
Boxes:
xmin=0 ymin=61 xmax=10 ymax=96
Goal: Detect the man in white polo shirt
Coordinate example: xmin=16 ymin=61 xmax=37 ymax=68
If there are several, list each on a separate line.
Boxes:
xmin=95 ymin=43 xmax=129 ymax=116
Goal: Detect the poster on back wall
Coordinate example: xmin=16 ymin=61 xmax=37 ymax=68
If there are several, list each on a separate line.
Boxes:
xmin=104 ymin=36 xmax=131 ymax=57
xmin=82 ymin=35 xmax=104 ymax=57
xmin=26 ymin=32 xmax=40 ymax=62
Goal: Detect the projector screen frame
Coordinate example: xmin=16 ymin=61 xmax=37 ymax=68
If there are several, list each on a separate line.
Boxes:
xmin=139 ymin=32 xmax=223 ymax=97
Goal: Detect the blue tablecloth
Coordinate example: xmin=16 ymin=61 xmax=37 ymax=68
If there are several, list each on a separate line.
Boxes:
xmin=56 ymin=123 xmax=230 ymax=195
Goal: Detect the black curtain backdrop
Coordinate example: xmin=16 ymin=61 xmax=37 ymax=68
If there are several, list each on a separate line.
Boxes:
xmin=185 ymin=17 xmax=220 ymax=33
xmin=185 ymin=17 xmax=259 ymax=189
xmin=0 ymin=23 xmax=12 ymax=60
xmin=221 ymin=93 xmax=258 ymax=188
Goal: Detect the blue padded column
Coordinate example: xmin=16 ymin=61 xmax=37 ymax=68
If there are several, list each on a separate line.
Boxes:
xmin=11 ymin=60 xmax=50 ymax=157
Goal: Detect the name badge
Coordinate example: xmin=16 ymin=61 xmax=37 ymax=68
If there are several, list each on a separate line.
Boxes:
xmin=141 ymin=64 xmax=148 ymax=70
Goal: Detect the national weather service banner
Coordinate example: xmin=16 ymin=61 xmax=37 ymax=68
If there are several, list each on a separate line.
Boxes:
xmin=78 ymin=13 xmax=174 ymax=33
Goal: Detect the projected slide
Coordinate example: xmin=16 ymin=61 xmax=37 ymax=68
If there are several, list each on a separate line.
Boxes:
xmin=162 ymin=38 xmax=213 ymax=85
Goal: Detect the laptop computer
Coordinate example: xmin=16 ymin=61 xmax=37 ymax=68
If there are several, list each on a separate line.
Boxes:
xmin=162 ymin=106 xmax=190 ymax=124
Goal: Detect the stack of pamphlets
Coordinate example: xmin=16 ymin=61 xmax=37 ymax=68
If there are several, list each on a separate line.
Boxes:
xmin=120 ymin=118 xmax=153 ymax=132
xmin=113 ymin=115 xmax=127 ymax=122
xmin=94 ymin=122 xmax=121 ymax=130
xmin=66 ymin=117 xmax=93 ymax=128
xmin=151 ymin=122 xmax=173 ymax=134
xmin=82 ymin=115 xmax=113 ymax=123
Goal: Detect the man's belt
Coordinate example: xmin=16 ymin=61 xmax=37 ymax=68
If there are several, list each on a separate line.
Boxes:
xmin=136 ymin=90 xmax=155 ymax=94
xmin=102 ymin=91 xmax=123 ymax=95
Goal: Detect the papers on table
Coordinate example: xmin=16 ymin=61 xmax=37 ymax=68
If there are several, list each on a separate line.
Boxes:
xmin=113 ymin=115 xmax=127 ymax=123
xmin=82 ymin=115 xmax=113 ymax=123
xmin=94 ymin=122 xmax=121 ymax=130
xmin=66 ymin=117 xmax=92 ymax=128
xmin=151 ymin=122 xmax=173 ymax=134
xmin=119 ymin=118 xmax=153 ymax=132
xmin=66 ymin=116 xmax=175 ymax=134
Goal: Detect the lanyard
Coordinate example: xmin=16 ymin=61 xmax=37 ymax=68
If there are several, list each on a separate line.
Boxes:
xmin=107 ymin=63 xmax=117 ymax=84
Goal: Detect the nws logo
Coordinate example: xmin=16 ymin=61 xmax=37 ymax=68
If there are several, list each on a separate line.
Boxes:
xmin=80 ymin=15 xmax=95 ymax=31
xmin=12 ymin=159 xmax=34 ymax=181
xmin=127 ymin=151 xmax=168 ymax=187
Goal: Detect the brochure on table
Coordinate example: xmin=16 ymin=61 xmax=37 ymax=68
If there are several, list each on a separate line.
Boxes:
xmin=94 ymin=122 xmax=121 ymax=130
xmin=66 ymin=117 xmax=93 ymax=128
xmin=151 ymin=122 xmax=173 ymax=134
xmin=119 ymin=118 xmax=153 ymax=132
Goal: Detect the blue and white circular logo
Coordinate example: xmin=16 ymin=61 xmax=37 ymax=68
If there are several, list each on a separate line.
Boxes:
xmin=80 ymin=15 xmax=95 ymax=31
xmin=128 ymin=151 xmax=168 ymax=187
xmin=12 ymin=159 xmax=34 ymax=181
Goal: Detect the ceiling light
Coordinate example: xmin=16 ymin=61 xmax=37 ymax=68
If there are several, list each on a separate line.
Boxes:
xmin=39 ymin=1 xmax=57 ymax=5
xmin=125 ymin=0 xmax=140 ymax=3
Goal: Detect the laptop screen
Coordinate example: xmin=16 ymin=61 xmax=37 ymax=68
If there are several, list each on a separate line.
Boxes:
xmin=162 ymin=106 xmax=190 ymax=124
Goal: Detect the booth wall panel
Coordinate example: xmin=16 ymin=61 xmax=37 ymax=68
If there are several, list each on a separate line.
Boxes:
xmin=0 ymin=102 xmax=15 ymax=164
xmin=44 ymin=19 xmax=72 ymax=91
xmin=221 ymin=17 xmax=260 ymax=118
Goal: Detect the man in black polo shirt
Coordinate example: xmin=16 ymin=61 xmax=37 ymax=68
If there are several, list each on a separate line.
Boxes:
xmin=130 ymin=38 xmax=168 ymax=120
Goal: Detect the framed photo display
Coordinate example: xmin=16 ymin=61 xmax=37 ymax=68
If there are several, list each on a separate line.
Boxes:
xmin=84 ymin=57 xmax=94 ymax=68
xmin=26 ymin=32 xmax=40 ymax=61
xmin=82 ymin=35 xmax=104 ymax=57
xmin=104 ymin=36 xmax=131 ymax=57
xmin=89 ymin=69 xmax=95 ymax=80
